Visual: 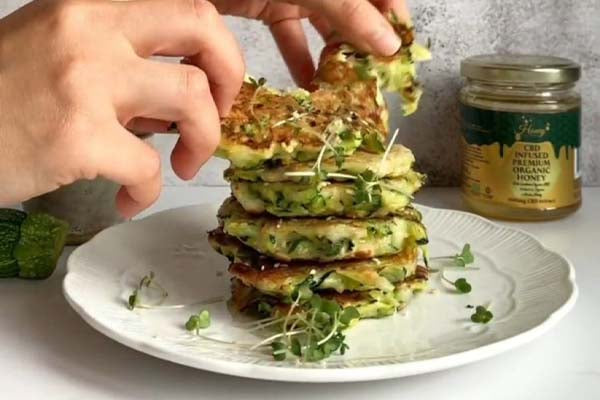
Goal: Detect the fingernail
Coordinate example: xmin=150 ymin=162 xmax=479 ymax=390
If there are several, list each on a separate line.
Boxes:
xmin=376 ymin=27 xmax=402 ymax=55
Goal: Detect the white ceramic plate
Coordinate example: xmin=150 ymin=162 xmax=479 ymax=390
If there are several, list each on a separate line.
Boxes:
xmin=64 ymin=204 xmax=577 ymax=382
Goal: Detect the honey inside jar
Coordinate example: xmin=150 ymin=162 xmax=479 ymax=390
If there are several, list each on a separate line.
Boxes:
xmin=459 ymin=54 xmax=582 ymax=221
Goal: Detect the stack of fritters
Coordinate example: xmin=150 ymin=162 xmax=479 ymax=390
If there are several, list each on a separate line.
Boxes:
xmin=209 ymin=23 xmax=430 ymax=320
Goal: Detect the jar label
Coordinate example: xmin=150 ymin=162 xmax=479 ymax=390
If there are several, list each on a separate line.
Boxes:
xmin=461 ymin=105 xmax=581 ymax=210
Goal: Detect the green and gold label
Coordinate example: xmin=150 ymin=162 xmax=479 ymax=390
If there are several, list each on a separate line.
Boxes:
xmin=461 ymin=105 xmax=581 ymax=210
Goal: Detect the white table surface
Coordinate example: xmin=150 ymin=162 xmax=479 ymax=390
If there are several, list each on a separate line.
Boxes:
xmin=1 ymin=187 xmax=598 ymax=400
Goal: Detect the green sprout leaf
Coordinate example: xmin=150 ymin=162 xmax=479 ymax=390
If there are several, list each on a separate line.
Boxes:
xmin=248 ymin=76 xmax=267 ymax=87
xmin=339 ymin=307 xmax=360 ymax=326
xmin=454 ymin=244 xmax=474 ymax=267
xmin=185 ymin=310 xmax=211 ymax=334
xmin=362 ymin=131 xmax=386 ymax=153
xmin=340 ymin=341 xmax=350 ymax=355
xmin=338 ymin=129 xmax=353 ymax=141
xmin=305 ymin=343 xmax=325 ymax=362
xmin=257 ymin=301 xmax=273 ymax=317
xmin=256 ymin=286 xmax=358 ymax=362
xmin=471 ymin=305 xmax=493 ymax=324
xmin=321 ymin=299 xmax=341 ymax=317
xmin=128 ymin=290 xmax=139 ymax=310
xmin=294 ymin=284 xmax=314 ymax=302
xmin=454 ymin=278 xmax=472 ymax=294
xmin=185 ymin=315 xmax=201 ymax=331
xmin=139 ymin=271 xmax=155 ymax=288
xmin=314 ymin=311 xmax=331 ymax=325
xmin=359 ymin=169 xmax=377 ymax=182
xmin=309 ymin=294 xmax=322 ymax=310
xmin=271 ymin=341 xmax=287 ymax=361
xmin=291 ymin=338 xmax=302 ymax=357
xmin=322 ymin=336 xmax=341 ymax=355
xmin=353 ymin=169 xmax=382 ymax=211
xmin=197 ymin=310 xmax=211 ymax=328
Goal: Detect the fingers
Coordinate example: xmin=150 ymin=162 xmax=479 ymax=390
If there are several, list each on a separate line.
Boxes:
xmin=112 ymin=0 xmax=245 ymax=115
xmin=372 ymin=0 xmax=411 ymax=23
xmin=115 ymin=170 xmax=163 ymax=218
xmin=310 ymin=0 xmax=411 ymax=47
xmin=283 ymin=0 xmax=401 ymax=56
xmin=118 ymin=59 xmax=221 ymax=180
xmin=93 ymin=123 xmax=163 ymax=218
xmin=309 ymin=14 xmax=334 ymax=41
xmin=270 ymin=19 xmax=316 ymax=89
xmin=126 ymin=118 xmax=172 ymax=133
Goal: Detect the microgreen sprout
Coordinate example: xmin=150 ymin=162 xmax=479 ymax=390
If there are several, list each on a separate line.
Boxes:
xmin=185 ymin=310 xmax=211 ymax=334
xmin=454 ymin=244 xmax=474 ymax=267
xmin=248 ymin=76 xmax=267 ymax=120
xmin=353 ymin=169 xmax=380 ymax=206
xmin=271 ymin=111 xmax=309 ymax=128
xmin=441 ymin=276 xmax=472 ymax=294
xmin=429 ymin=244 xmax=478 ymax=293
xmin=349 ymin=128 xmax=399 ymax=211
xmin=281 ymin=118 xmax=349 ymax=182
xmin=248 ymin=76 xmax=266 ymax=87
xmin=429 ymin=243 xmax=476 ymax=269
xmin=470 ymin=305 xmax=493 ymax=324
xmin=249 ymin=282 xmax=360 ymax=362
xmin=271 ymin=341 xmax=287 ymax=361
xmin=128 ymin=290 xmax=140 ymax=310
xmin=127 ymin=272 xmax=168 ymax=310
xmin=312 ymin=128 xmax=339 ymax=176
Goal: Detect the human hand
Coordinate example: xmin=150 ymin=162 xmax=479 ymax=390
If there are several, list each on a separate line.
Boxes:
xmin=211 ymin=0 xmax=409 ymax=88
xmin=0 ymin=0 xmax=244 ymax=217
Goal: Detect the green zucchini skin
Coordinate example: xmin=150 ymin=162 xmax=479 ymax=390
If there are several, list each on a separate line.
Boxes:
xmin=0 ymin=209 xmax=69 ymax=280
xmin=0 ymin=210 xmax=27 ymax=278
xmin=14 ymin=213 xmax=69 ymax=280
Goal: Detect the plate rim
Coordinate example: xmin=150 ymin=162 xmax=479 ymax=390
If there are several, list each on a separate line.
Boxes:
xmin=63 ymin=203 xmax=578 ymax=382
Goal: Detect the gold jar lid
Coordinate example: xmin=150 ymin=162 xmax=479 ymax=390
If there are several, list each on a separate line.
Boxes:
xmin=461 ymin=54 xmax=581 ymax=84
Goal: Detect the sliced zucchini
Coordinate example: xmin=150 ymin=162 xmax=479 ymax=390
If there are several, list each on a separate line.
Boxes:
xmin=0 ymin=209 xmax=27 ymax=278
xmin=13 ymin=213 xmax=69 ymax=280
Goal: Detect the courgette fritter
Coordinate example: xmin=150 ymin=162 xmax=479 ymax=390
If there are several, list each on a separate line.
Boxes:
xmin=218 ymin=198 xmax=427 ymax=262
xmin=209 ymin=229 xmax=419 ymax=296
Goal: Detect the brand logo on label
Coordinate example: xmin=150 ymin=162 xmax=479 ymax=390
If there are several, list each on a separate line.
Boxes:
xmin=514 ymin=116 xmax=550 ymax=142
xmin=461 ymin=105 xmax=581 ymax=158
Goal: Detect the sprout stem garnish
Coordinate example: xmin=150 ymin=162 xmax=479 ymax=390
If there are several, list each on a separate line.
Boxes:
xmin=312 ymin=128 xmax=339 ymax=176
xmin=249 ymin=283 xmax=360 ymax=362
xmin=248 ymin=76 xmax=267 ymax=120
xmin=429 ymin=244 xmax=475 ymax=267
xmin=127 ymin=272 xmax=168 ymax=310
xmin=429 ymin=244 xmax=477 ymax=292
xmin=377 ymin=128 xmax=400 ymax=176
xmin=271 ymin=112 xmax=309 ymax=128
xmin=441 ymin=275 xmax=472 ymax=294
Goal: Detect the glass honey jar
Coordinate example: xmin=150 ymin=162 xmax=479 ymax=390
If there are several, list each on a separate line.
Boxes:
xmin=460 ymin=54 xmax=582 ymax=221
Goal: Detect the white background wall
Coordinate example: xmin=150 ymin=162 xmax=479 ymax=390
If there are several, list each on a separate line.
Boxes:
xmin=1 ymin=0 xmax=598 ymax=186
